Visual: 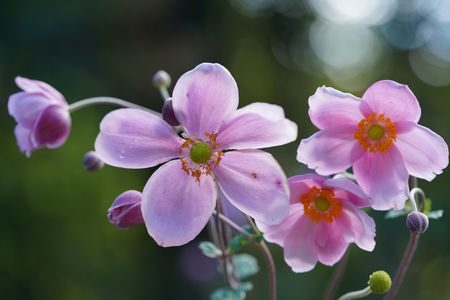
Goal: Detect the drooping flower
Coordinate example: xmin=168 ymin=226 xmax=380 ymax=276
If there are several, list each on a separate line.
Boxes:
xmin=297 ymin=81 xmax=449 ymax=210
xmin=8 ymin=77 xmax=71 ymax=157
xmin=257 ymin=174 xmax=375 ymax=273
xmin=108 ymin=190 xmax=144 ymax=229
xmin=95 ymin=63 xmax=298 ymax=247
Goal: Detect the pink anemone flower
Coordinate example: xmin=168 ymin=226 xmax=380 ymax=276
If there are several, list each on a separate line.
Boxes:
xmin=8 ymin=77 xmax=71 ymax=157
xmin=297 ymin=81 xmax=448 ymax=210
xmin=257 ymin=174 xmax=375 ymax=273
xmin=95 ymin=63 xmax=298 ymax=247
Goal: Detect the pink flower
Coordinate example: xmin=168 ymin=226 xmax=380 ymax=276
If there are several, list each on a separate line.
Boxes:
xmin=95 ymin=63 xmax=297 ymax=247
xmin=108 ymin=190 xmax=144 ymax=229
xmin=8 ymin=77 xmax=71 ymax=157
xmin=257 ymin=174 xmax=375 ymax=273
xmin=297 ymin=81 xmax=449 ymax=210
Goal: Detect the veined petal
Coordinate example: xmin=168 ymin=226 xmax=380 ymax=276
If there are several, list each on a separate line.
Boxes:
xmin=353 ymin=148 xmax=409 ymax=210
xmin=218 ymin=102 xmax=297 ymax=149
xmin=297 ymin=127 xmax=365 ymax=175
xmin=288 ymin=174 xmax=326 ymax=204
xmin=395 ymin=123 xmax=448 ymax=181
xmin=8 ymin=92 xmax=52 ymax=128
xmin=362 ymin=80 xmax=421 ymax=123
xmin=142 ymin=160 xmax=217 ymax=247
xmin=214 ymin=150 xmax=290 ymax=225
xmin=15 ymin=76 xmax=66 ymax=104
xmin=172 ymin=63 xmax=239 ymax=137
xmin=324 ymin=178 xmax=371 ymax=208
xmin=308 ymin=86 xmax=363 ymax=130
xmin=95 ymin=108 xmax=182 ymax=169
xmin=315 ymin=222 xmax=348 ymax=266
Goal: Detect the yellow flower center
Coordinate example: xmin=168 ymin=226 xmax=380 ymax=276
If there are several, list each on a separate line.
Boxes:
xmin=354 ymin=113 xmax=397 ymax=152
xmin=300 ymin=187 xmax=342 ymax=223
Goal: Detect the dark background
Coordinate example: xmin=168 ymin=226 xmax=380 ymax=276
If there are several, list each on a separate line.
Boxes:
xmin=1 ymin=1 xmax=449 ymax=299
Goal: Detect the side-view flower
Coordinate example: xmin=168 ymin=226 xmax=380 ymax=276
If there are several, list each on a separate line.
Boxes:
xmin=257 ymin=174 xmax=375 ymax=273
xmin=297 ymin=80 xmax=449 ymax=210
xmin=95 ymin=63 xmax=298 ymax=247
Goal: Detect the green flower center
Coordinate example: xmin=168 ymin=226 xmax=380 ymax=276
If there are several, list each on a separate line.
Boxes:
xmin=189 ymin=142 xmax=212 ymax=164
xmin=314 ymin=196 xmax=330 ymax=212
xmin=368 ymin=125 xmax=385 ymax=140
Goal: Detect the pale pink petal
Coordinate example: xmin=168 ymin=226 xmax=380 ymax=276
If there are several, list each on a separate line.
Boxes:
xmin=218 ymin=102 xmax=297 ymax=149
xmin=214 ymin=150 xmax=290 ymax=225
xmin=324 ymin=178 xmax=371 ymax=208
xmin=256 ymin=204 xmax=302 ymax=247
xmin=362 ymin=80 xmax=421 ymax=123
xmin=8 ymin=92 xmax=52 ymax=128
xmin=14 ymin=125 xmax=34 ymax=157
xmin=353 ymin=148 xmax=409 ymax=210
xmin=141 ymin=160 xmax=217 ymax=247
xmin=283 ymin=215 xmax=318 ymax=273
xmin=95 ymin=108 xmax=182 ymax=169
xmin=172 ymin=63 xmax=239 ymax=137
xmin=395 ymin=123 xmax=449 ymax=181
xmin=288 ymin=174 xmax=326 ymax=204
xmin=219 ymin=189 xmax=247 ymax=226
xmin=15 ymin=76 xmax=66 ymax=104
xmin=336 ymin=203 xmax=376 ymax=251
xmin=315 ymin=222 xmax=349 ymax=266
xmin=308 ymin=86 xmax=363 ymax=130
xmin=297 ymin=127 xmax=365 ymax=175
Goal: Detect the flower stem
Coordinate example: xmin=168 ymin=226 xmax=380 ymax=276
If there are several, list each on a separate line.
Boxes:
xmin=382 ymin=233 xmax=420 ymax=300
xmin=337 ymin=286 xmax=371 ymax=300
xmin=245 ymin=215 xmax=277 ymax=300
xmin=322 ymin=248 xmax=351 ymax=300
xmin=68 ymin=97 xmax=161 ymax=116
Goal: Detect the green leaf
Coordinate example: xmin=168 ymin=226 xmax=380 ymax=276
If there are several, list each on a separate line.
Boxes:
xmin=234 ymin=254 xmax=259 ymax=279
xmin=427 ymin=210 xmax=444 ymax=219
xmin=385 ymin=209 xmax=407 ymax=219
xmin=228 ymin=235 xmax=250 ymax=254
xmin=199 ymin=241 xmax=222 ymax=258
xmin=237 ymin=282 xmax=253 ymax=292
xmin=210 ymin=287 xmax=245 ymax=300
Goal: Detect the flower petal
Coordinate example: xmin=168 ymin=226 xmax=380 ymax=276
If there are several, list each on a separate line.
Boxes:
xmin=32 ymin=105 xmax=71 ymax=149
xmin=142 ymin=160 xmax=217 ymax=247
xmin=336 ymin=203 xmax=376 ymax=251
xmin=362 ymin=80 xmax=421 ymax=123
xmin=218 ymin=102 xmax=297 ymax=149
xmin=14 ymin=125 xmax=33 ymax=157
xmin=172 ymin=63 xmax=239 ymax=136
xmin=15 ymin=76 xmax=66 ymax=104
xmin=219 ymin=189 xmax=247 ymax=226
xmin=8 ymin=92 xmax=53 ymax=128
xmin=353 ymin=148 xmax=409 ymax=210
xmin=283 ymin=215 xmax=318 ymax=273
xmin=324 ymin=178 xmax=371 ymax=208
xmin=308 ymin=86 xmax=363 ymax=130
xmin=315 ymin=222 xmax=348 ymax=266
xmin=297 ymin=127 xmax=365 ymax=175
xmin=288 ymin=174 xmax=326 ymax=204
xmin=95 ymin=108 xmax=182 ymax=169
xmin=214 ymin=150 xmax=290 ymax=225
xmin=395 ymin=123 xmax=449 ymax=181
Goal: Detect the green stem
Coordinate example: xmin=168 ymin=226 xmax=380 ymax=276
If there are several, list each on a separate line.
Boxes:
xmin=337 ymin=287 xmax=371 ymax=300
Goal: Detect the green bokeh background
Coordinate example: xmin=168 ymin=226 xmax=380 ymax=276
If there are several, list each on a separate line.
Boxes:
xmin=1 ymin=1 xmax=449 ymax=299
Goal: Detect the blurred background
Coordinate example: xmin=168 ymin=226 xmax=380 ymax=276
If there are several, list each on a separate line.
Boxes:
xmin=1 ymin=0 xmax=449 ymax=299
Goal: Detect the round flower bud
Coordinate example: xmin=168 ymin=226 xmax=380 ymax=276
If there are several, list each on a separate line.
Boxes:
xmin=368 ymin=271 xmax=391 ymax=294
xmin=406 ymin=211 xmax=429 ymax=234
xmin=152 ymin=70 xmax=171 ymax=89
xmin=108 ymin=190 xmax=144 ymax=229
xmin=162 ymin=99 xmax=180 ymax=126
xmin=83 ymin=151 xmax=104 ymax=172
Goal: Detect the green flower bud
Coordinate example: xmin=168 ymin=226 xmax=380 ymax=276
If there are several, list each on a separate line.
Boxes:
xmin=368 ymin=271 xmax=391 ymax=294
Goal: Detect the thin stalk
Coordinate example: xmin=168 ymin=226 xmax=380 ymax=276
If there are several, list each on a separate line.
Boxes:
xmin=212 ymin=211 xmax=252 ymax=238
xmin=68 ymin=97 xmax=160 ymax=116
xmin=322 ymin=249 xmax=351 ymax=300
xmin=337 ymin=286 xmax=371 ymax=300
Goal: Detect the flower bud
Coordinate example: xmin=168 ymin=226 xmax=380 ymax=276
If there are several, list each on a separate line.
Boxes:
xmin=368 ymin=270 xmax=391 ymax=294
xmin=108 ymin=190 xmax=144 ymax=229
xmin=406 ymin=211 xmax=429 ymax=234
xmin=162 ymin=99 xmax=180 ymax=126
xmin=152 ymin=70 xmax=171 ymax=89
xmin=83 ymin=151 xmax=104 ymax=172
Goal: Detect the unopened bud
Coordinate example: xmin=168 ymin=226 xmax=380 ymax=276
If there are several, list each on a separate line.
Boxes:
xmin=152 ymin=70 xmax=171 ymax=89
xmin=83 ymin=151 xmax=104 ymax=172
xmin=406 ymin=211 xmax=429 ymax=234
xmin=162 ymin=99 xmax=180 ymax=126
xmin=368 ymin=271 xmax=391 ymax=294
xmin=108 ymin=190 xmax=144 ymax=229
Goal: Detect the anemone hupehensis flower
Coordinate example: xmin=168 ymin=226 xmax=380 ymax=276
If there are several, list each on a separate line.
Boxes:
xmin=257 ymin=174 xmax=375 ymax=273
xmin=297 ymin=80 xmax=449 ymax=210
xmin=95 ymin=63 xmax=298 ymax=247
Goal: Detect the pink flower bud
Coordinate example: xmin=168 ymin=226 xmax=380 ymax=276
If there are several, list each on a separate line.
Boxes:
xmin=406 ymin=211 xmax=429 ymax=234
xmin=108 ymin=190 xmax=144 ymax=229
xmin=83 ymin=151 xmax=104 ymax=172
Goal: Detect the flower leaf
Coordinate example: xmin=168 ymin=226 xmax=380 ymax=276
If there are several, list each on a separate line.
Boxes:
xmin=199 ymin=241 xmax=222 ymax=258
xmin=234 ymin=254 xmax=259 ymax=279
xmin=210 ymin=287 xmax=245 ymax=300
